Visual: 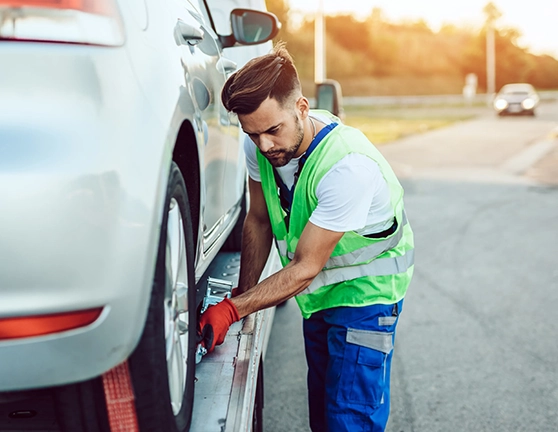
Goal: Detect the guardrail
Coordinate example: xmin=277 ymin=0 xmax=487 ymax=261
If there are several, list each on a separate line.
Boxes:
xmin=341 ymin=91 xmax=558 ymax=106
xmin=309 ymin=90 xmax=558 ymax=108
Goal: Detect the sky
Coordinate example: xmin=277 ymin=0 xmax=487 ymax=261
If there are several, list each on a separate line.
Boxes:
xmin=288 ymin=0 xmax=558 ymax=59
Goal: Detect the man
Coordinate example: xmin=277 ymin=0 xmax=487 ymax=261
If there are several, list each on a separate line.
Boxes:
xmin=199 ymin=43 xmax=414 ymax=431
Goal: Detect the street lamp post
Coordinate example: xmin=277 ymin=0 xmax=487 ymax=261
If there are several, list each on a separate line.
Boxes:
xmin=486 ymin=21 xmax=495 ymax=96
xmin=314 ymin=0 xmax=326 ymax=83
xmin=483 ymin=2 xmax=501 ymax=104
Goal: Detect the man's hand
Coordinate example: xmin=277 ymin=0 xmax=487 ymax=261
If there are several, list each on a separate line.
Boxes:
xmin=198 ymin=298 xmax=240 ymax=353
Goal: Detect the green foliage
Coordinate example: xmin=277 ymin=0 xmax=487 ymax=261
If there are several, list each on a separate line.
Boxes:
xmin=527 ymin=55 xmax=558 ymax=88
xmin=325 ymin=15 xmax=371 ymax=54
xmin=265 ymin=0 xmax=290 ymax=36
xmin=460 ymin=27 xmax=549 ymax=92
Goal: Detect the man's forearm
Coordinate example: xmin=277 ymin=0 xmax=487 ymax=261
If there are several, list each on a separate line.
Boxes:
xmin=232 ymin=258 xmax=316 ymax=318
xmin=237 ymin=212 xmax=273 ymax=293
xmin=232 ymin=221 xmax=345 ymax=319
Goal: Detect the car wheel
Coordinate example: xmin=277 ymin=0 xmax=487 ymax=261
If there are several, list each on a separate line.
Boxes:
xmin=53 ymin=162 xmax=197 ymax=432
xmin=221 ymin=181 xmax=247 ymax=252
xmin=129 ymin=162 xmax=197 ymax=431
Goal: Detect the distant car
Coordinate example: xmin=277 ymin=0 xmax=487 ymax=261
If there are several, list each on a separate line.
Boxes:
xmin=493 ymin=83 xmax=540 ymax=116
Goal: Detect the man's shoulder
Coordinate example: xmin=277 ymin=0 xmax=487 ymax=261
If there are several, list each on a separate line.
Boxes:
xmin=322 ymin=154 xmax=381 ymax=182
xmin=324 ymin=123 xmax=376 ymax=154
xmin=310 ymin=109 xmax=340 ymax=125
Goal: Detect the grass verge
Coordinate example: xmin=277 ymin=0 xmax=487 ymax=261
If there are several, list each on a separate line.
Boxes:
xmin=342 ymin=104 xmax=484 ymax=144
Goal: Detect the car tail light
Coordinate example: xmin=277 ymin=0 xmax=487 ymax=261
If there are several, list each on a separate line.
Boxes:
xmin=0 ymin=0 xmax=124 ymax=46
xmin=0 ymin=307 xmax=104 ymax=340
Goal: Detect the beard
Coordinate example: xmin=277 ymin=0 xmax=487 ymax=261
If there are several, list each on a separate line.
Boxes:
xmin=263 ymin=115 xmax=304 ymax=167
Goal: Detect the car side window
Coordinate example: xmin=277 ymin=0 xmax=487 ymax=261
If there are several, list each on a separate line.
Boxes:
xmin=203 ymin=0 xmax=233 ymax=36
xmin=186 ymin=0 xmax=219 ymax=34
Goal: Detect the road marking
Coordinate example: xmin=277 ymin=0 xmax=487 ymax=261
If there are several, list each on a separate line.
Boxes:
xmin=501 ymin=137 xmax=558 ymax=175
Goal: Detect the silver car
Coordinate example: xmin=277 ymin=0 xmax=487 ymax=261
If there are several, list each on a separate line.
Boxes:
xmin=493 ymin=83 xmax=540 ymax=116
xmin=0 ymin=0 xmax=278 ymax=430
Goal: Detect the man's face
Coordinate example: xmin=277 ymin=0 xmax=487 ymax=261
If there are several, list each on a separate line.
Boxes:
xmin=239 ymin=96 xmax=306 ymax=168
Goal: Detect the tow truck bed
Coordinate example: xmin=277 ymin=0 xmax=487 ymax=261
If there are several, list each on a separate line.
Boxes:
xmin=191 ymin=251 xmax=279 ymax=432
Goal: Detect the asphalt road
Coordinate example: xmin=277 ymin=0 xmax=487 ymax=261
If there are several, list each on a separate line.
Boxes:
xmin=263 ymin=101 xmax=558 ymax=432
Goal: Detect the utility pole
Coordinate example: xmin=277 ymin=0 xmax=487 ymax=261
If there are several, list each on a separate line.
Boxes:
xmin=483 ymin=2 xmax=501 ymax=103
xmin=314 ymin=0 xmax=326 ymax=83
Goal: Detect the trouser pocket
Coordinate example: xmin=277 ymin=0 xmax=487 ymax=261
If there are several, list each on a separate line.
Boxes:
xmin=336 ymin=329 xmax=393 ymax=407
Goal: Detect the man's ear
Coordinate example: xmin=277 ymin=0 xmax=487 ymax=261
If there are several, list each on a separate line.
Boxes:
xmin=296 ymin=96 xmax=310 ymax=119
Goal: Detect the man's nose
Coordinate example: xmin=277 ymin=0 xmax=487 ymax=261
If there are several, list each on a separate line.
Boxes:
xmin=259 ymin=136 xmax=274 ymax=153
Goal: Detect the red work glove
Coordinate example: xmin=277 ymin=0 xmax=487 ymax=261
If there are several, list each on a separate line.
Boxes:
xmin=198 ymin=298 xmax=240 ymax=353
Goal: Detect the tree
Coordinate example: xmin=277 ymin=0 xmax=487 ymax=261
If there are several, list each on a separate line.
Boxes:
xmin=265 ymin=0 xmax=291 ymax=37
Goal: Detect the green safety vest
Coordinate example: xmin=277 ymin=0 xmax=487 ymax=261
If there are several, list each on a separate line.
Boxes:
xmin=257 ymin=111 xmax=414 ymax=319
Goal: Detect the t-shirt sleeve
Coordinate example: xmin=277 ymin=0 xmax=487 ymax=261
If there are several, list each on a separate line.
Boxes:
xmin=243 ymin=134 xmax=261 ymax=182
xmin=309 ymin=154 xmax=383 ymax=232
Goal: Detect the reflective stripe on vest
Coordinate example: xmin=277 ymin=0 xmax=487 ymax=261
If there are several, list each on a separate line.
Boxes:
xmin=302 ymin=248 xmax=415 ymax=295
xmin=274 ymin=211 xmax=408 ymax=269
xmin=325 ymin=212 xmax=409 ymax=269
xmin=275 ymin=237 xmax=288 ymax=258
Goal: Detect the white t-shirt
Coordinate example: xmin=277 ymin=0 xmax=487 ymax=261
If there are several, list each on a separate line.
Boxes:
xmin=244 ymin=113 xmax=394 ymax=235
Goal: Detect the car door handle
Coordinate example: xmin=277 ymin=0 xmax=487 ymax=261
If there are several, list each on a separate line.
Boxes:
xmin=174 ymin=20 xmax=204 ymax=46
xmin=216 ymin=57 xmax=237 ymax=74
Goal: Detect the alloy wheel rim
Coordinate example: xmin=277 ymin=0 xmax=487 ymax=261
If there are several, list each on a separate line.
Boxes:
xmin=163 ymin=198 xmax=190 ymax=416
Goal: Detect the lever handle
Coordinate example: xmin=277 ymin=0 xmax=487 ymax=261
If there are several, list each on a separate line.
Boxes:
xmin=174 ymin=20 xmax=204 ymax=46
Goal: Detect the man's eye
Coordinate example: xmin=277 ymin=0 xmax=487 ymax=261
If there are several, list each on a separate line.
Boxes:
xmin=268 ymin=128 xmax=279 ymax=135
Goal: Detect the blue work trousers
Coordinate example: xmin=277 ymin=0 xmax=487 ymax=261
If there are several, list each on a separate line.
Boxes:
xmin=303 ymin=300 xmax=403 ymax=432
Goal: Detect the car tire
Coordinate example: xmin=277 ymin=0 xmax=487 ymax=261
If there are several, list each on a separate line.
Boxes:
xmin=129 ymin=162 xmax=197 ymax=432
xmin=53 ymin=162 xmax=197 ymax=432
xmin=221 ymin=182 xmax=247 ymax=252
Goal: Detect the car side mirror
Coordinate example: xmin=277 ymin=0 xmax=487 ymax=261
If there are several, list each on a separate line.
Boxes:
xmin=315 ymin=79 xmax=344 ymax=119
xmin=220 ymin=9 xmax=280 ymax=48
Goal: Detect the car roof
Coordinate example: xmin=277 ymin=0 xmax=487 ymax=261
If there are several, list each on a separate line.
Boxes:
xmin=500 ymin=83 xmax=536 ymax=93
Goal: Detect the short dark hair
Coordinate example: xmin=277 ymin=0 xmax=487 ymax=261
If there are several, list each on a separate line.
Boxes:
xmin=221 ymin=42 xmax=301 ymax=115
